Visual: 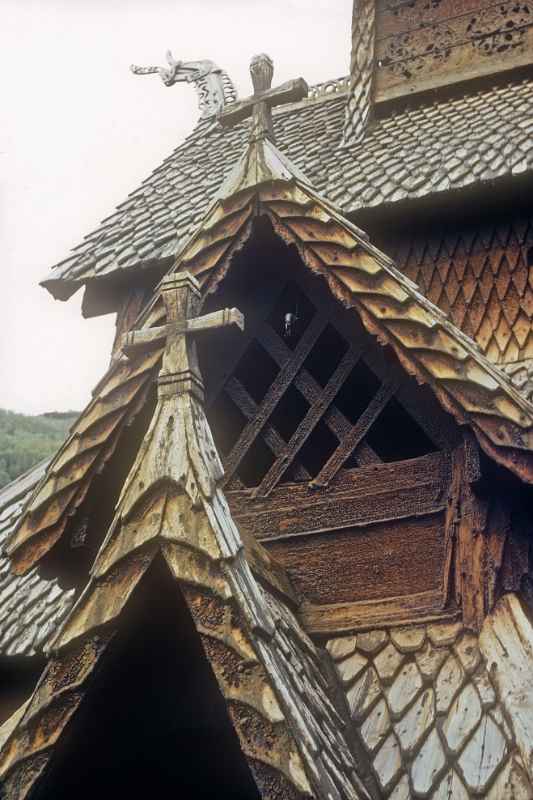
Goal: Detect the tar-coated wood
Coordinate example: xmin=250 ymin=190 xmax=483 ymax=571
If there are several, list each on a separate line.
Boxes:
xmin=228 ymin=452 xmax=450 ymax=542
xmin=267 ymin=513 xmax=446 ymax=606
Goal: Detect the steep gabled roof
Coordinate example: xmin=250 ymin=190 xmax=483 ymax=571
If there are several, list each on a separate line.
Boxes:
xmin=0 ymin=292 xmax=372 ymax=800
xmin=42 ymin=76 xmax=533 ymax=303
xmin=11 ymin=129 xmax=533 ymax=580
xmin=0 ymin=464 xmax=74 ymax=656
xmin=152 ymin=134 xmax=533 ymax=482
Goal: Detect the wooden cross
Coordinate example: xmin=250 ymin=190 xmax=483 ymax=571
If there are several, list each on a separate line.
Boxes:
xmin=218 ymin=53 xmax=308 ymax=142
xmin=122 ymin=272 xmax=244 ymax=402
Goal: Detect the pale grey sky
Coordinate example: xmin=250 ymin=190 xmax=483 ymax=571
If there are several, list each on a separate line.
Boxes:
xmin=1 ymin=0 xmax=352 ymax=415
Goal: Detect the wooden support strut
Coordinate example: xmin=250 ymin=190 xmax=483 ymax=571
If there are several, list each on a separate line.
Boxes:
xmin=258 ymin=322 xmax=381 ymax=467
xmin=312 ymin=380 xmax=397 ymax=488
xmin=225 ymin=377 xmax=311 ymax=481
xmin=223 ymin=312 xmax=327 ymax=483
xmin=255 ymin=348 xmax=361 ymax=496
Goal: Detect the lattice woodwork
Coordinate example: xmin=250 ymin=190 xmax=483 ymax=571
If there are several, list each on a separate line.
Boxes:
xmin=386 ymin=216 xmax=533 ymax=364
xmin=203 ymin=269 xmax=442 ymax=499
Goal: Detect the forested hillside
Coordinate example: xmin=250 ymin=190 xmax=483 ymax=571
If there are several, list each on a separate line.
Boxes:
xmin=0 ymin=409 xmax=78 ymax=489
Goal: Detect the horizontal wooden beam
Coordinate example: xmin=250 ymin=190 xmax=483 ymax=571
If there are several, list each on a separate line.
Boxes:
xmin=301 ymin=590 xmax=459 ymax=636
xmin=227 ymin=451 xmax=451 ymax=541
xmin=218 ymin=78 xmax=308 ymax=127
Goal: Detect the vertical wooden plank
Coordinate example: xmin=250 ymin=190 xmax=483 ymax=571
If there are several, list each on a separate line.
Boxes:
xmin=453 ymin=431 xmax=510 ymax=631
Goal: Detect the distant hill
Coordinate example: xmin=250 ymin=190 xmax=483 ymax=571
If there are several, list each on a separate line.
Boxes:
xmin=0 ymin=409 xmax=79 ymax=490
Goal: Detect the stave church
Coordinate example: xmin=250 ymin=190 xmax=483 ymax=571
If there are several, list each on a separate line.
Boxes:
xmin=1 ymin=1 xmax=533 ymax=797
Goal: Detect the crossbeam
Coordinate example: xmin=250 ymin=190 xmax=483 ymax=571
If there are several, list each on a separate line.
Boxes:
xmin=218 ymin=53 xmax=308 ymax=141
xmin=255 ymin=348 xmax=360 ymax=496
xmin=259 ymin=323 xmax=381 ymax=467
xmin=122 ymin=272 xmax=244 ymax=401
xmin=225 ymin=378 xmax=310 ymax=481
xmin=123 ymin=308 xmax=243 ymax=355
xmin=312 ymin=381 xmax=398 ymax=488
xmin=222 ymin=313 xmax=326 ymax=483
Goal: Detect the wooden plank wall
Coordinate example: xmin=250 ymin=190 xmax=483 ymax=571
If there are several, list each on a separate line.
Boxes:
xmin=228 ymin=452 xmax=452 ymax=627
xmin=375 ymin=0 xmax=533 ymax=101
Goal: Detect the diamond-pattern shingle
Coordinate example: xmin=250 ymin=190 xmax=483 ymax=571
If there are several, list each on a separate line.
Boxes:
xmin=325 ymin=620 xmax=525 ymax=798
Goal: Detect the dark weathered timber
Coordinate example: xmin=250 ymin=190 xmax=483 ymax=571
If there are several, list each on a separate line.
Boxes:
xmin=266 ymin=513 xmax=446 ymax=606
xmin=452 ymin=432 xmax=511 ymax=631
xmin=205 ymin=277 xmax=283 ymax=407
xmin=254 ymin=348 xmax=360 ymax=496
xmin=312 ymin=380 xmax=397 ymax=487
xmin=228 ymin=451 xmax=451 ymax=541
xmin=362 ymin=343 xmax=460 ymax=450
xmin=223 ymin=313 xmax=327 ymax=483
xmin=259 ymin=323 xmax=380 ymax=467
xmin=225 ymin=377 xmax=310 ymax=481
xmin=374 ymin=0 xmax=533 ymax=104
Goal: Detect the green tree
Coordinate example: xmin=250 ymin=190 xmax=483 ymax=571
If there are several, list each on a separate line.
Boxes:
xmin=0 ymin=409 xmax=79 ymax=489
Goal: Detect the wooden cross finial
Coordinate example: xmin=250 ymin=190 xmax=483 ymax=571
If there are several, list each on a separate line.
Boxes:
xmin=122 ymin=272 xmax=244 ymax=402
xmin=218 ymin=53 xmax=308 ymax=142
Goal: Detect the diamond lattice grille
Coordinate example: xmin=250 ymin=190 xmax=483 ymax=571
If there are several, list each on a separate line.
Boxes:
xmin=204 ymin=279 xmax=439 ymax=497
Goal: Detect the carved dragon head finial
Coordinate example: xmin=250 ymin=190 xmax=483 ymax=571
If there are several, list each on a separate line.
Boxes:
xmin=130 ymin=51 xmax=237 ymax=119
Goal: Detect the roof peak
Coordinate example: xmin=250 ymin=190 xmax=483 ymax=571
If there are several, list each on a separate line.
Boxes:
xmin=218 ymin=53 xmax=308 ymax=144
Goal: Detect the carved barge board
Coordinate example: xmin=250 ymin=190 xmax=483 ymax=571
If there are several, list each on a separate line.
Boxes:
xmin=374 ymin=0 xmax=533 ymax=103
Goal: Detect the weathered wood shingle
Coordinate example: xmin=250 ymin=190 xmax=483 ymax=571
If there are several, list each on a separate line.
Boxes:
xmin=0 ymin=464 xmax=74 ymax=656
xmin=42 ymin=77 xmax=533 ymax=300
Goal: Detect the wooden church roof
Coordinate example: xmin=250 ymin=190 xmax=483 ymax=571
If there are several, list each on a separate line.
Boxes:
xmin=2 ymin=134 xmax=533 ymax=796
xmin=0 ymin=464 xmax=74 ymax=656
xmin=42 ymin=79 xmax=533 ymax=302
xmin=8 ymin=129 xmax=533 ymax=577
xmin=2 ymin=20 xmax=533 ymax=793
xmin=42 ymin=12 xmax=533 ymax=306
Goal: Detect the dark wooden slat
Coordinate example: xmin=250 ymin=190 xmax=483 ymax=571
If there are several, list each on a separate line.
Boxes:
xmin=225 ymin=377 xmax=310 ymax=481
xmin=223 ymin=313 xmax=327 ymax=482
xmin=260 ymin=325 xmax=381 ymax=467
xmin=361 ymin=344 xmax=460 ymax=450
xmin=351 ymin=442 xmax=382 ymax=466
xmin=255 ymin=348 xmax=360 ymax=496
xmin=266 ymin=513 xmax=445 ymax=606
xmin=312 ymin=381 xmax=397 ymax=487
xmin=205 ymin=277 xmax=284 ymax=407
xmin=228 ymin=452 xmax=451 ymax=541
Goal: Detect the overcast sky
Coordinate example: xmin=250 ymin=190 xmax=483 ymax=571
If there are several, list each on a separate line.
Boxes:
xmin=1 ymin=0 xmax=352 ymax=415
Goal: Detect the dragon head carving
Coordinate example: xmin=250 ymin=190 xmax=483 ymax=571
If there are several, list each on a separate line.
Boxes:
xmin=130 ymin=51 xmax=236 ymax=117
